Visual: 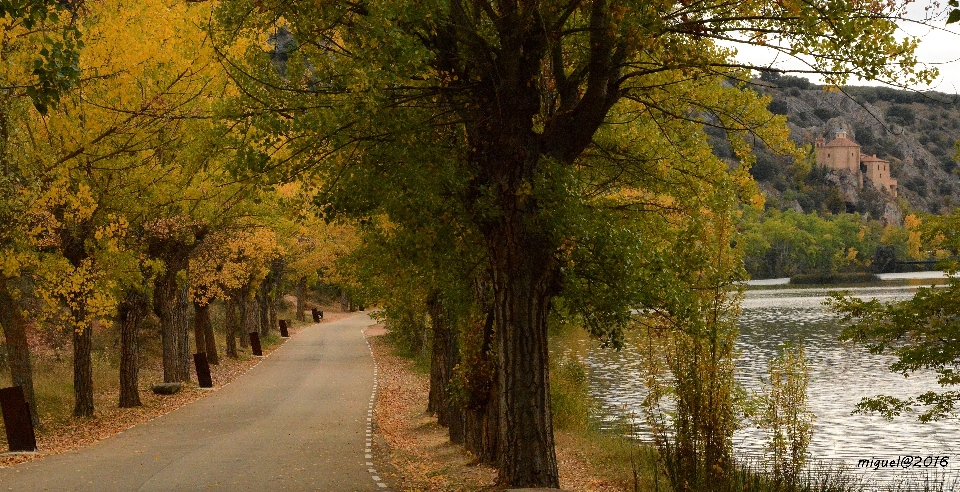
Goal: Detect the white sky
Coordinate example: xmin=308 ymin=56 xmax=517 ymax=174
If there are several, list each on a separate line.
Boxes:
xmin=726 ymin=3 xmax=960 ymax=94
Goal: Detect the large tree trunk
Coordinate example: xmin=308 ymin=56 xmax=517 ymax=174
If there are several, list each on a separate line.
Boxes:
xmin=193 ymin=301 xmax=219 ymax=364
xmin=427 ymin=294 xmax=457 ymax=429
xmin=155 ymin=280 xmax=191 ymax=383
xmin=462 ymin=308 xmax=498 ymax=463
xmin=72 ymin=309 xmax=94 ymax=417
xmin=225 ymin=297 xmax=239 ymax=358
xmin=118 ymin=290 xmax=146 ymax=408
xmin=0 ymin=281 xmax=38 ymax=426
xmin=296 ymin=277 xmax=306 ymax=322
xmin=487 ymin=218 xmax=560 ymax=487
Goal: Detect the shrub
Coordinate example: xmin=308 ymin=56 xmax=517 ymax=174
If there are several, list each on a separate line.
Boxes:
xmin=789 ymin=272 xmax=878 ymax=284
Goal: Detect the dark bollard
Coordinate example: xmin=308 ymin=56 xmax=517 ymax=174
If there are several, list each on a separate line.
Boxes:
xmin=249 ymin=332 xmax=263 ymax=356
xmin=193 ymin=353 xmax=213 ymax=388
xmin=311 ymin=308 xmax=320 ymax=323
xmin=0 ymin=386 xmax=37 ymax=452
xmin=279 ymin=319 xmax=289 ymax=338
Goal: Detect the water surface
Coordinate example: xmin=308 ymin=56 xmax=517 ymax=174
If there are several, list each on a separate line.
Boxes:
xmin=584 ymin=281 xmax=960 ymax=489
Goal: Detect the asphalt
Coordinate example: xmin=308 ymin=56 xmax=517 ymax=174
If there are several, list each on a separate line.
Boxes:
xmin=0 ymin=313 xmax=382 ymax=491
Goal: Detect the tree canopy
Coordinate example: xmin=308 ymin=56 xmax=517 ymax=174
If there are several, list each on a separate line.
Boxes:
xmin=211 ymin=0 xmax=937 ymax=486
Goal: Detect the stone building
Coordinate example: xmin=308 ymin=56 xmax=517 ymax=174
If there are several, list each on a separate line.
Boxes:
xmin=815 ymin=131 xmax=897 ymax=196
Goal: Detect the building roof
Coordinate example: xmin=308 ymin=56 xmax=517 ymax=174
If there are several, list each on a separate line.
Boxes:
xmin=823 ymin=135 xmax=860 ymax=148
xmin=860 ymin=154 xmax=887 ymax=163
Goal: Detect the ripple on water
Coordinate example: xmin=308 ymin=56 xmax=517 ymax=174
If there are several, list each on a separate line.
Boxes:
xmin=585 ymin=285 xmax=960 ymax=488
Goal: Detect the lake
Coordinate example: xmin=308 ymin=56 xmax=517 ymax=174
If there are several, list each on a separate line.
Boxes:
xmin=582 ymin=277 xmax=960 ymax=489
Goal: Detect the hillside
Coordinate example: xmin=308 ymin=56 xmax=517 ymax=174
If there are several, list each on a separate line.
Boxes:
xmin=724 ymin=74 xmax=960 ymax=221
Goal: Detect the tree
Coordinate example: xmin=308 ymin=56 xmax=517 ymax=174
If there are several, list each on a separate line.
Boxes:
xmin=0 ymin=0 xmax=84 ymax=426
xmin=213 ymin=1 xmax=934 ymax=486
xmin=831 ymin=210 xmax=960 ymax=422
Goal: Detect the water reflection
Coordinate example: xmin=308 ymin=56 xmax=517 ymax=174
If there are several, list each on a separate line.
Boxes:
xmin=584 ymin=284 xmax=960 ymax=488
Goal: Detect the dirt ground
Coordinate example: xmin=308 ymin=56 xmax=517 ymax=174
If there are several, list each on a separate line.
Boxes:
xmin=366 ymin=326 xmax=628 ymax=492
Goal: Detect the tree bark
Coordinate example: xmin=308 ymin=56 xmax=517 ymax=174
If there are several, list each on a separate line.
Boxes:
xmin=153 ymin=272 xmax=190 ymax=383
xmin=201 ymin=302 xmax=219 ymax=364
xmin=296 ymin=277 xmax=306 ymax=322
xmin=268 ymin=302 xmax=277 ymax=338
xmin=240 ymin=297 xmax=255 ymax=348
xmin=118 ymin=290 xmax=146 ymax=408
xmin=72 ymin=310 xmax=94 ymax=417
xmin=427 ymin=294 xmax=458 ymax=429
xmin=486 ymin=215 xmax=560 ymax=487
xmin=0 ymin=281 xmax=38 ymax=426
xmin=225 ymin=297 xmax=239 ymax=358
xmin=257 ymin=285 xmax=270 ymax=337
xmin=193 ymin=301 xmax=209 ymax=356
xmin=462 ymin=308 xmax=498 ymax=463
xmin=175 ymin=286 xmax=191 ymax=381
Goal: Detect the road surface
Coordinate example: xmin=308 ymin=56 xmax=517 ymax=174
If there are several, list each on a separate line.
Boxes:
xmin=0 ymin=313 xmax=384 ymax=491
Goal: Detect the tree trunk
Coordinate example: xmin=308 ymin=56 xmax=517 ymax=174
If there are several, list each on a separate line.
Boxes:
xmin=194 ymin=304 xmax=220 ymax=365
xmin=225 ymin=297 xmax=239 ymax=358
xmin=487 ymin=222 xmax=560 ymax=487
xmin=72 ymin=311 xmax=94 ymax=417
xmin=118 ymin=290 xmax=146 ymax=408
xmin=462 ymin=308 xmax=498 ymax=463
xmin=257 ymin=285 xmax=270 ymax=337
xmin=268 ymin=302 xmax=277 ymax=338
xmin=296 ymin=277 xmax=306 ymax=322
xmin=0 ymin=281 xmax=38 ymax=426
xmin=240 ymin=298 xmax=253 ymax=348
xmin=155 ymin=274 xmax=187 ymax=382
xmin=175 ymin=286 xmax=191 ymax=382
xmin=193 ymin=301 xmax=208 ymax=356
xmin=427 ymin=294 xmax=458 ymax=429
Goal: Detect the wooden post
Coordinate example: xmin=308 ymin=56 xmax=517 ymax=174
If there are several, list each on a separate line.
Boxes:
xmin=193 ymin=353 xmax=213 ymax=388
xmin=279 ymin=319 xmax=289 ymax=338
xmin=311 ymin=308 xmax=320 ymax=323
xmin=249 ymin=332 xmax=263 ymax=356
xmin=0 ymin=386 xmax=36 ymax=452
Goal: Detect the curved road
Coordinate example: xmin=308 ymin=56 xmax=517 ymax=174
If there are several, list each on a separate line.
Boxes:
xmin=0 ymin=313 xmax=383 ymax=491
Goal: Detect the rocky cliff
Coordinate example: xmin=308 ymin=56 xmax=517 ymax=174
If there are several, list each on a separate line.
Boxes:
xmin=729 ymin=74 xmax=960 ymax=220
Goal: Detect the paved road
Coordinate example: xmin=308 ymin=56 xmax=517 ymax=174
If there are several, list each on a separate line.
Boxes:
xmin=0 ymin=313 xmax=382 ymax=491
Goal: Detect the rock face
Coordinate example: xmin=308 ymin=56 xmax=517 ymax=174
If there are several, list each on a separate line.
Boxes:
xmin=151 ymin=382 xmax=183 ymax=395
xmin=740 ymin=75 xmax=960 ymax=219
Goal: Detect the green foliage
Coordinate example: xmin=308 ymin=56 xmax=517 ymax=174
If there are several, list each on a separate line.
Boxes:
xmin=757 ymin=345 xmax=815 ymax=484
xmin=886 ymin=105 xmax=916 ymax=126
xmin=740 ymin=210 xmax=882 ymax=279
xmin=830 ymin=209 xmax=960 ymax=422
xmin=550 ymin=355 xmax=595 ymax=432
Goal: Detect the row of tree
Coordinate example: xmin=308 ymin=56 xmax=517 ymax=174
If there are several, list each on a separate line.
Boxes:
xmin=206 ymin=0 xmax=939 ymax=487
xmin=0 ymin=0 xmax=353 ymax=425
xmin=740 ymin=209 xmax=926 ymax=279
xmin=0 ymin=0 xmax=943 ymax=487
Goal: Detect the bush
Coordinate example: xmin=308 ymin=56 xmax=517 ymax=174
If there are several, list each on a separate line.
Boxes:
xmin=769 ymin=99 xmax=789 ymax=115
xmin=886 ymin=104 xmax=916 ymax=125
xmin=790 ymin=272 xmax=879 ymax=284
xmin=813 ymin=107 xmax=837 ymax=121
xmin=751 ymin=154 xmax=779 ymax=181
